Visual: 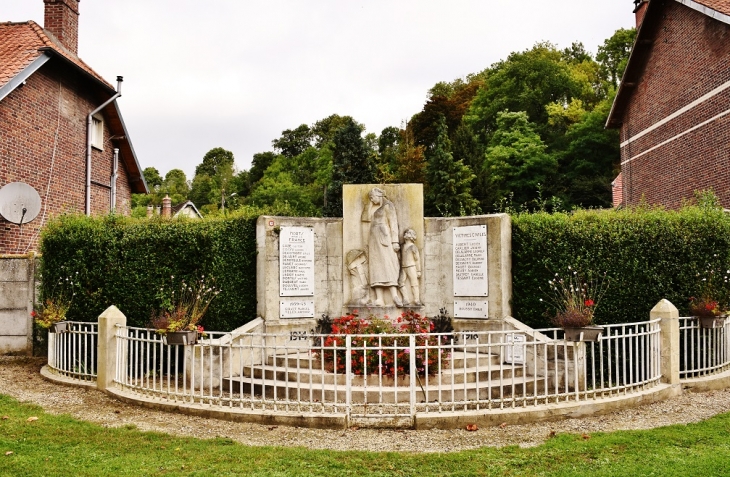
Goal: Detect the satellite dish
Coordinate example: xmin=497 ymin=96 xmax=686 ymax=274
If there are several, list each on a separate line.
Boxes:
xmin=0 ymin=182 xmax=42 ymax=224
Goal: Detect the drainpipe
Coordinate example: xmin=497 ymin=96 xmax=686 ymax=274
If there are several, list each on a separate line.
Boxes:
xmin=86 ymin=76 xmax=123 ymax=216
xmin=110 ymin=147 xmax=119 ymax=212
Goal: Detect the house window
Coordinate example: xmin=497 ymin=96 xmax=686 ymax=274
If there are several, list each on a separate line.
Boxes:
xmin=91 ymin=115 xmax=104 ymax=150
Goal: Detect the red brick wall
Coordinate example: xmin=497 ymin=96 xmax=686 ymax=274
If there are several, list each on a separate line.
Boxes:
xmin=0 ymin=60 xmax=132 ymax=254
xmin=620 ymin=2 xmax=730 ymax=208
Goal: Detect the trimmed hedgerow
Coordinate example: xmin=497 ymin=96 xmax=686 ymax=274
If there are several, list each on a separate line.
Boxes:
xmin=512 ymin=206 xmax=730 ymax=328
xmin=38 ymin=211 xmax=259 ymax=331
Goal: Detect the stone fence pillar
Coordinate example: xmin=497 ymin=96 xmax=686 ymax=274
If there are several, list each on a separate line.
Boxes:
xmin=651 ymin=299 xmax=679 ymax=386
xmin=97 ymin=305 xmax=126 ymax=391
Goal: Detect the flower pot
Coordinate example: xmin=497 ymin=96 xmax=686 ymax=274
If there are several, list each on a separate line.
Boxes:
xmin=563 ymin=326 xmax=603 ymax=342
xmin=699 ymin=315 xmax=726 ymax=329
xmin=162 ymin=330 xmax=198 ymax=345
xmin=51 ymin=321 xmax=70 ymax=333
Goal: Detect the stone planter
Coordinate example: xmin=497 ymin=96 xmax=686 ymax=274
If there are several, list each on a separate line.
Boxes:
xmin=162 ymin=330 xmax=198 ymax=346
xmin=563 ymin=326 xmax=603 ymax=342
xmin=50 ymin=321 xmax=70 ymax=333
xmin=698 ymin=315 xmax=726 ymax=330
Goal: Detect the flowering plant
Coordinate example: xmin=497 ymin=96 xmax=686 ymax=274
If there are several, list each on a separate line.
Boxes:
xmin=150 ymin=276 xmax=219 ymax=334
xmin=541 ymin=267 xmax=608 ymax=328
xmin=316 ymin=310 xmax=448 ymax=377
xmin=32 ymin=272 xmax=78 ymax=329
xmin=689 ymin=259 xmax=729 ymax=317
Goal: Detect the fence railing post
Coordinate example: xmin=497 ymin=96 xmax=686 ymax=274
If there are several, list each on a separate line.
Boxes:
xmin=651 ymin=299 xmax=679 ymax=386
xmin=97 ymin=305 xmax=127 ymax=391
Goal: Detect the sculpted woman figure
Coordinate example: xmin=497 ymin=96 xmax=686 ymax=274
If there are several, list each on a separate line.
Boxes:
xmin=362 ymin=188 xmax=403 ymax=307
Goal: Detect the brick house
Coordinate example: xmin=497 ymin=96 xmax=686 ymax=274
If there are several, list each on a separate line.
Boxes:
xmin=0 ymin=0 xmax=147 ymax=254
xmin=607 ymin=0 xmax=730 ymax=208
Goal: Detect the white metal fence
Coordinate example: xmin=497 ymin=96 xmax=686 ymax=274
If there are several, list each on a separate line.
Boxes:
xmin=110 ymin=320 xmax=662 ymax=422
xmin=47 ymin=321 xmax=98 ymax=382
xmin=679 ymin=316 xmax=730 ymax=379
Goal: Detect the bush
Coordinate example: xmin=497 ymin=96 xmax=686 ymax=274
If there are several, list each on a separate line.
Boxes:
xmin=512 ymin=205 xmax=730 ymax=327
xmin=38 ymin=211 xmax=259 ymax=331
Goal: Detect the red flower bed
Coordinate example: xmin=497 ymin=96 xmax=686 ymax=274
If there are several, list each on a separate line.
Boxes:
xmin=317 ymin=310 xmax=449 ymax=377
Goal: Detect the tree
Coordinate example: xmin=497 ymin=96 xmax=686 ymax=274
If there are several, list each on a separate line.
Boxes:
xmin=272 ymin=124 xmax=313 ymax=158
xmin=195 ymin=147 xmax=235 ymax=177
xmin=465 ymin=42 xmax=584 ymax=143
xmin=323 ymin=118 xmax=375 ymax=217
xmin=483 ymin=111 xmax=558 ymax=208
xmin=142 ymin=167 xmax=163 ymax=191
xmin=596 ymin=27 xmax=637 ymax=89
xmin=311 ymin=114 xmax=359 ymax=148
xmin=393 ymin=127 xmax=426 ymax=184
xmin=161 ymin=169 xmax=189 ymax=204
xmin=249 ymin=151 xmax=276 ymax=185
xmin=424 ymin=116 xmax=479 ymax=216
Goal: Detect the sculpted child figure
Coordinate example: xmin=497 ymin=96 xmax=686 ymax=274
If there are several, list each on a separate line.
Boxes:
xmin=399 ymin=228 xmax=422 ymax=306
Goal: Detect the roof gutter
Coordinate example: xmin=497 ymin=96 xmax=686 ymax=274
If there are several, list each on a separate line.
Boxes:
xmin=86 ymin=76 xmax=122 ymax=216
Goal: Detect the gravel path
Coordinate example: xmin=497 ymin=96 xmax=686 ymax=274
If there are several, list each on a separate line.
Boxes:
xmin=3 ymin=356 xmax=730 ymax=453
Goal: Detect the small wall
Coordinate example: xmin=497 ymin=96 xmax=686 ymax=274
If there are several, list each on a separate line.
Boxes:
xmin=0 ymin=255 xmax=38 ymax=355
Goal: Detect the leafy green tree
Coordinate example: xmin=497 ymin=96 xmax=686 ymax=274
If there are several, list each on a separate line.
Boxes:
xmin=556 ymin=97 xmax=620 ymax=207
xmin=393 ymin=126 xmax=426 ymax=184
xmin=425 ymin=116 xmax=479 ymax=216
xmin=161 ymin=169 xmax=189 ymax=205
xmin=596 ymin=27 xmax=636 ymax=89
xmin=311 ymin=114 xmax=359 ymax=148
xmin=249 ymin=152 xmax=276 ymax=186
xmin=324 ymin=118 xmax=375 ymax=217
xmin=272 ymin=124 xmax=313 ymax=158
xmin=142 ymin=167 xmax=163 ymax=191
xmin=483 ymin=111 xmax=558 ymax=208
xmin=195 ymin=147 xmax=235 ymax=177
xmin=465 ymin=42 xmax=583 ymax=143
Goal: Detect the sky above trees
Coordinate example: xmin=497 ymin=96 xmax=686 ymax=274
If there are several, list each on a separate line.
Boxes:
xmin=2 ymin=0 xmax=634 ymax=179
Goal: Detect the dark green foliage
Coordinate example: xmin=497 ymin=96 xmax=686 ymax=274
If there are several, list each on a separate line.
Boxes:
xmin=424 ymin=116 xmax=480 ymax=217
xmin=38 ymin=213 xmax=258 ymax=331
xmin=324 ymin=118 xmax=375 ymax=217
xmin=195 ymin=147 xmax=234 ymax=178
xmin=512 ymin=206 xmax=730 ymax=328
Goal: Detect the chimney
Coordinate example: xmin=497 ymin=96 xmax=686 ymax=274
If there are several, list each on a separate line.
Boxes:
xmin=44 ymin=0 xmax=80 ymax=55
xmin=634 ymin=0 xmax=649 ymax=28
xmin=162 ymin=195 xmax=172 ymax=218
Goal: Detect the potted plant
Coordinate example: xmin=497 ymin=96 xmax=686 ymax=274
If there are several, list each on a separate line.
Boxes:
xmin=32 ymin=273 xmax=79 ymax=333
xmin=32 ymin=297 xmax=72 ymax=333
xmin=689 ymin=296 xmax=726 ymax=329
xmin=688 ymin=261 xmax=730 ymax=329
xmin=541 ymin=267 xmax=609 ymax=342
xmin=150 ymin=275 xmax=219 ymax=345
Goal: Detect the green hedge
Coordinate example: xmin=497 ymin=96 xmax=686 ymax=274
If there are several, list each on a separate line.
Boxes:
xmin=512 ymin=206 xmax=730 ymax=328
xmin=40 ymin=204 xmax=730 ymax=332
xmin=39 ymin=212 xmax=259 ymax=331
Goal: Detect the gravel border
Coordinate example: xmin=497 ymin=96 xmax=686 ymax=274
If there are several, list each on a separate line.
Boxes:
xmin=3 ymin=356 xmax=730 ymax=453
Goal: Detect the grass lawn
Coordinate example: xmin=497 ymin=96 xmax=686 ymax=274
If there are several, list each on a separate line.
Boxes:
xmin=2 ymin=394 xmax=730 ymax=476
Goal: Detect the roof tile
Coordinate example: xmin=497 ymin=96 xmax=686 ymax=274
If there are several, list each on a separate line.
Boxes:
xmin=0 ymin=20 xmax=112 ymax=91
xmin=693 ymin=0 xmax=730 ymax=16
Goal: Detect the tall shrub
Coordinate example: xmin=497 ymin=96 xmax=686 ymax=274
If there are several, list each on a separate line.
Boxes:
xmin=512 ymin=206 xmax=730 ymax=327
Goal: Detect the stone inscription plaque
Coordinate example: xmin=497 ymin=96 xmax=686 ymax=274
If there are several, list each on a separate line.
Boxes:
xmin=504 ymin=333 xmax=526 ymax=365
xmin=453 ymin=225 xmax=488 ymax=297
xmin=279 ymin=227 xmax=314 ymax=296
xmin=280 ymin=300 xmax=315 ymax=318
xmin=454 ymin=300 xmax=488 ymax=319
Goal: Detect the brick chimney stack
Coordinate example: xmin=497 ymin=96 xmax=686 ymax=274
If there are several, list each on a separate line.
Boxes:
xmin=44 ymin=0 xmax=80 ymax=55
xmin=634 ymin=0 xmax=649 ymax=28
xmin=162 ymin=195 xmax=172 ymax=218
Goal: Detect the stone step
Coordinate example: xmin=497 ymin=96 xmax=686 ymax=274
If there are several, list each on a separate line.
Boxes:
xmin=268 ymin=350 xmax=504 ymax=371
xmin=238 ymin=362 xmax=524 ymax=386
xmin=222 ymin=374 xmax=543 ymax=403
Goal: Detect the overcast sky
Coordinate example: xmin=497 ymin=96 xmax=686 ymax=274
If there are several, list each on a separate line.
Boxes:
xmin=3 ymin=0 xmax=635 ymax=181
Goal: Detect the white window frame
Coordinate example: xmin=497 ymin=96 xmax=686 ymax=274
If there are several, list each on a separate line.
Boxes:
xmin=91 ymin=115 xmax=104 ymax=150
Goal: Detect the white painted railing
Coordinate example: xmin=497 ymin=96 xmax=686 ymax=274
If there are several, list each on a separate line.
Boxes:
xmin=679 ymin=316 xmax=730 ymax=379
xmin=111 ymin=320 xmax=662 ymax=421
xmin=47 ymin=321 xmax=98 ymax=382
